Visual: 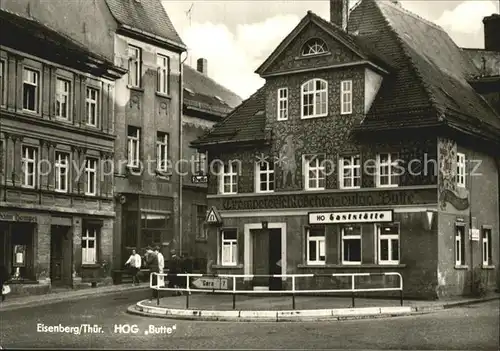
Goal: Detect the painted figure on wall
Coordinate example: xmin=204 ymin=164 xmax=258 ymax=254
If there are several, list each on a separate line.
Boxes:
xmin=277 ymin=135 xmax=304 ymax=189
xmin=438 ymin=139 xmax=469 ymax=212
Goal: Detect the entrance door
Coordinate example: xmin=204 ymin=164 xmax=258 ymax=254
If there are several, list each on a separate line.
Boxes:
xmin=268 ymin=228 xmax=282 ymax=290
xmin=50 ymin=225 xmax=71 ymax=286
xmin=252 ymin=229 xmax=269 ymax=287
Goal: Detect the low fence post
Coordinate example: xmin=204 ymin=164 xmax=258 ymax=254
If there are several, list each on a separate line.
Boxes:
xmin=291 ymin=276 xmax=296 ymax=310
xmin=351 ymin=274 xmax=355 ymax=308
xmin=232 ymin=276 xmax=236 ymax=310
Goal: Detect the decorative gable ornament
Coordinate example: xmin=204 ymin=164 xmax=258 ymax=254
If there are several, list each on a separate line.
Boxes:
xmin=205 ymin=206 xmax=222 ymax=225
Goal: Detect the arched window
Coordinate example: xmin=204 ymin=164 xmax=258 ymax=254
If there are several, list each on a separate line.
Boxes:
xmin=301 ymin=38 xmax=328 ymax=56
xmin=301 ymin=79 xmax=328 ymax=119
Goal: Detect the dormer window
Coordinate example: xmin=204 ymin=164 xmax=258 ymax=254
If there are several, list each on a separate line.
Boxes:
xmin=301 ymin=38 xmax=328 ymax=56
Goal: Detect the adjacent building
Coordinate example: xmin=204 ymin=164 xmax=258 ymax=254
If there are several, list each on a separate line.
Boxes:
xmin=0 ymin=8 xmax=125 ymax=294
xmin=193 ymin=0 xmax=500 ymax=299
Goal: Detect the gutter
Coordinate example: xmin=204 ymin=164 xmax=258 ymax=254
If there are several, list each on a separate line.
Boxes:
xmin=179 ymin=51 xmax=188 ymax=255
xmin=119 ymin=25 xmax=187 ymax=52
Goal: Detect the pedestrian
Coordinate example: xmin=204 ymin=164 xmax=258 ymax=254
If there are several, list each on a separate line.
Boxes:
xmin=154 ymin=246 xmax=165 ymax=288
xmin=145 ymin=246 xmax=159 ymax=299
xmin=167 ymin=249 xmax=182 ymax=295
xmin=125 ymin=249 xmax=142 ymax=285
xmin=0 ymin=263 xmax=9 ymax=302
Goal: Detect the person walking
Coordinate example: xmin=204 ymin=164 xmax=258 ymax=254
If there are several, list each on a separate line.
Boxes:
xmin=125 ymin=249 xmax=142 ymax=285
xmin=145 ymin=246 xmax=159 ymax=299
xmin=0 ymin=263 xmax=9 ymax=302
xmin=154 ymin=246 xmax=165 ymax=288
xmin=167 ymin=249 xmax=182 ymax=295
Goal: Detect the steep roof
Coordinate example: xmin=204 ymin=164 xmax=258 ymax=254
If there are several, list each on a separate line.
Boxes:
xmin=105 ymin=0 xmax=185 ymax=50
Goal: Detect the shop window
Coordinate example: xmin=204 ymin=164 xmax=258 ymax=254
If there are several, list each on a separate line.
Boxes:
xmin=277 ymin=87 xmax=288 ymax=121
xmin=23 ymin=67 xmax=39 ymax=113
xmin=255 ymin=160 xmax=274 ymax=193
xmin=304 ymin=154 xmax=326 ymax=190
xmin=378 ymin=223 xmax=400 ymax=264
xmin=55 ymin=78 xmax=71 ymax=120
xmin=301 ymin=78 xmax=327 ymax=119
xmin=376 ymin=152 xmax=400 ymax=187
xmin=341 ymin=80 xmax=352 ymax=115
xmin=339 ymin=155 xmax=360 ymax=189
xmin=306 ymin=226 xmax=325 ymax=265
xmin=82 ymin=227 xmax=98 ymax=264
xmin=482 ymin=228 xmax=492 ymax=267
xmin=21 ymin=145 xmax=38 ymax=188
xmin=219 ymin=161 xmax=238 ymax=194
xmin=455 ymin=225 xmax=466 ymax=266
xmin=141 ymin=212 xmax=169 ymax=247
xmin=220 ymin=229 xmax=237 ymax=266
xmin=86 ymin=87 xmax=99 ymax=127
xmin=342 ymin=225 xmax=361 ymax=265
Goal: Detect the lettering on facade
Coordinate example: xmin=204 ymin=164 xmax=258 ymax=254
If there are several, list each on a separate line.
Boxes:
xmin=309 ymin=210 xmax=393 ymax=224
xmin=220 ymin=189 xmax=434 ymax=211
xmin=0 ymin=212 xmax=37 ymax=222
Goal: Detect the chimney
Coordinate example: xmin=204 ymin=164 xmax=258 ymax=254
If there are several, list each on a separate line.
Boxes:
xmin=483 ymin=14 xmax=500 ymax=51
xmin=197 ymin=58 xmax=207 ymax=75
xmin=330 ymin=0 xmax=349 ymax=31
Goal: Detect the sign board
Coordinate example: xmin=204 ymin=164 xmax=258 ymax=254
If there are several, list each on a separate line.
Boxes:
xmin=191 ymin=175 xmax=208 ymax=183
xmin=205 ymin=206 xmax=222 ymax=225
xmin=470 ymin=228 xmax=480 ymax=241
xmin=309 ymin=210 xmax=393 ymax=225
xmin=192 ymin=277 xmax=228 ymax=290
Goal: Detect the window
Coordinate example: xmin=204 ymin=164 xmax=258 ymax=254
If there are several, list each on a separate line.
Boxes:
xmin=342 ymin=225 xmax=361 ymax=265
xmin=340 ymin=155 xmax=360 ymax=189
xmin=141 ymin=213 xmax=168 ymax=246
xmin=82 ymin=228 xmax=97 ymax=264
xmin=21 ymin=146 xmax=37 ymax=188
xmin=85 ymin=158 xmax=97 ymax=196
xmin=301 ymin=38 xmax=327 ymax=56
xmin=127 ymin=126 xmax=140 ymax=168
xmin=194 ymin=151 xmax=207 ymax=175
xmin=482 ymin=228 xmax=492 ymax=267
xmin=277 ymin=88 xmax=288 ymax=121
xmin=456 ymin=152 xmax=466 ymax=187
xmin=55 ymin=152 xmax=69 ymax=193
xmin=220 ymin=229 xmax=237 ymax=266
xmin=196 ymin=205 xmax=208 ymax=240
xmin=376 ymin=153 xmax=400 ymax=187
xmin=301 ymin=79 xmax=327 ymax=118
xmin=128 ymin=45 xmax=141 ymax=87
xmin=256 ymin=160 xmax=274 ymax=193
xmin=55 ymin=78 xmax=71 ymax=119
xmin=306 ymin=227 xmax=325 ymax=265
xmin=23 ymin=68 xmax=39 ymax=112
xmin=219 ymin=162 xmax=238 ymax=194
xmin=0 ymin=59 xmax=5 ymax=106
xmin=378 ymin=223 xmax=400 ymax=264
xmin=341 ymin=80 xmax=352 ymax=114
xmin=86 ymin=87 xmax=99 ymax=127
xmin=304 ymin=154 xmax=325 ymax=190
xmin=455 ymin=225 xmax=465 ymax=266
xmin=156 ymin=132 xmax=168 ymax=172
xmin=157 ymin=54 xmax=170 ymax=94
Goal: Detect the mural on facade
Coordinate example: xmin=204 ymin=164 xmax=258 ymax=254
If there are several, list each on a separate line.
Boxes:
xmin=438 ymin=139 xmax=469 ymax=212
xmin=277 ymin=134 xmax=304 ymax=189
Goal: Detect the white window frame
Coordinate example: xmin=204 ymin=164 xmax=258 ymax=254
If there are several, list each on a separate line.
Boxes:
xmin=86 ymin=87 xmax=99 ymax=127
xmin=0 ymin=59 xmax=5 ymax=106
xmin=157 ymin=54 xmax=170 ymax=94
xmin=220 ymin=229 xmax=238 ymax=266
xmin=277 ymin=87 xmax=288 ymax=121
xmin=194 ymin=151 xmax=207 ymax=175
xmin=376 ymin=153 xmax=399 ymax=188
xmin=456 ymin=152 xmax=466 ymax=188
xmin=455 ymin=225 xmax=465 ymax=266
xmin=156 ymin=132 xmax=168 ymax=172
xmin=55 ymin=77 xmax=71 ymax=120
xmin=127 ymin=127 xmax=140 ymax=168
xmin=304 ymin=155 xmax=325 ymax=191
xmin=55 ymin=152 xmax=69 ymax=193
xmin=301 ymin=38 xmax=327 ymax=56
xmin=21 ymin=145 xmax=37 ymax=188
xmin=22 ymin=67 xmax=39 ymax=113
xmin=128 ymin=45 xmax=141 ymax=88
xmin=341 ymin=80 xmax=352 ymax=114
xmin=306 ymin=227 xmax=326 ymax=265
xmin=85 ymin=158 xmax=97 ymax=196
xmin=339 ymin=155 xmax=360 ymax=189
xmin=378 ymin=223 xmax=400 ymax=265
xmin=255 ymin=161 xmax=274 ymax=193
xmin=82 ymin=228 xmax=97 ymax=264
xmin=301 ymin=78 xmax=328 ymax=119
xmin=341 ymin=225 xmax=362 ymax=265
xmin=219 ymin=162 xmax=238 ymax=195
xmin=482 ymin=228 xmax=492 ymax=267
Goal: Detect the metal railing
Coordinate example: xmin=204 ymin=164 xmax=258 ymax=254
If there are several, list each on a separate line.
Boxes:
xmin=149 ymin=272 xmax=403 ymax=309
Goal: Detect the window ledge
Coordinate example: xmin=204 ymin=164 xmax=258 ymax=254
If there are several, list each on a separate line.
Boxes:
xmin=297 ymin=264 xmax=407 ymax=269
xmin=296 ymin=52 xmax=331 ymax=60
xmin=212 ymin=264 xmax=243 ymax=269
xmin=127 ymin=85 xmax=144 ymax=93
xmin=155 ymin=92 xmax=171 ymax=99
xmin=300 ymin=114 xmax=328 ymax=120
xmin=454 ymin=265 xmax=469 ymax=270
xmin=81 ymin=264 xmax=101 ymax=268
xmin=482 ymin=265 xmax=495 ymax=270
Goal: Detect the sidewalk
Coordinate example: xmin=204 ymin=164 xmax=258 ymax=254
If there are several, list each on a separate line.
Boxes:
xmin=128 ymin=292 xmax=500 ymax=322
xmin=0 ymin=284 xmax=149 ymax=311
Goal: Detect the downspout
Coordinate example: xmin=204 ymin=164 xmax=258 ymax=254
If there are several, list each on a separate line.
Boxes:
xmin=179 ymin=51 xmax=188 ymax=255
xmin=469 ymin=150 xmax=474 ymax=295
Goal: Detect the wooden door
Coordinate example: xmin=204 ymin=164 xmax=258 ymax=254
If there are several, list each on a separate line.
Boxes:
xmin=252 ymin=229 xmax=269 ymax=287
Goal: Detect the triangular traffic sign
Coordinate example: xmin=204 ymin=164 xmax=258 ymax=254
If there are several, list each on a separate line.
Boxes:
xmin=205 ymin=206 xmax=222 ymax=225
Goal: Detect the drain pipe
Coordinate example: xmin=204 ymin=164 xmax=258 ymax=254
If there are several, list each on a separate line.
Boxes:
xmin=179 ymin=51 xmax=188 ymax=255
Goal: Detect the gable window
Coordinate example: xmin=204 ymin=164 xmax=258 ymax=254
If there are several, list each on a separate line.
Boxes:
xmin=127 ymin=126 xmax=140 ymax=168
xmin=301 ymin=38 xmax=327 ymax=56
xmin=456 ymin=152 xmax=466 ymax=187
xmin=455 ymin=225 xmax=465 ymax=266
xmin=157 ymin=54 xmax=170 ymax=94
xmin=378 ymin=223 xmax=400 ymax=265
xmin=304 ymin=154 xmax=325 ymax=190
xmin=301 ymin=79 xmax=327 ymax=119
xmin=0 ymin=59 xmax=5 ymax=106
xmin=55 ymin=152 xmax=69 ymax=193
xmin=82 ymin=227 xmax=98 ymax=264
xmin=220 ymin=229 xmax=237 ymax=266
xmin=156 ymin=132 xmax=168 ymax=172
xmin=128 ymin=45 xmax=142 ymax=88
xmin=23 ymin=68 xmax=39 ymax=112
xmin=306 ymin=226 xmax=325 ymax=265
xmin=85 ymin=158 xmax=97 ymax=196
xmin=55 ymin=78 xmax=71 ymax=119
xmin=339 ymin=155 xmax=360 ymax=189
xmin=376 ymin=152 xmax=400 ymax=187
xmin=86 ymin=87 xmax=99 ymax=127
xmin=255 ymin=160 xmax=274 ymax=193
xmin=341 ymin=80 xmax=352 ymax=114
xmin=194 ymin=151 xmax=207 ymax=175
xmin=21 ymin=145 xmax=37 ymax=188
xmin=482 ymin=228 xmax=492 ymax=267
xmin=219 ymin=162 xmax=238 ymax=195
xmin=342 ymin=225 xmax=361 ymax=265
xmin=277 ymin=88 xmax=288 ymax=121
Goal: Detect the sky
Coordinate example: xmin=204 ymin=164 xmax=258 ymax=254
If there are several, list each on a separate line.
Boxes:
xmin=162 ymin=0 xmax=500 ymax=99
